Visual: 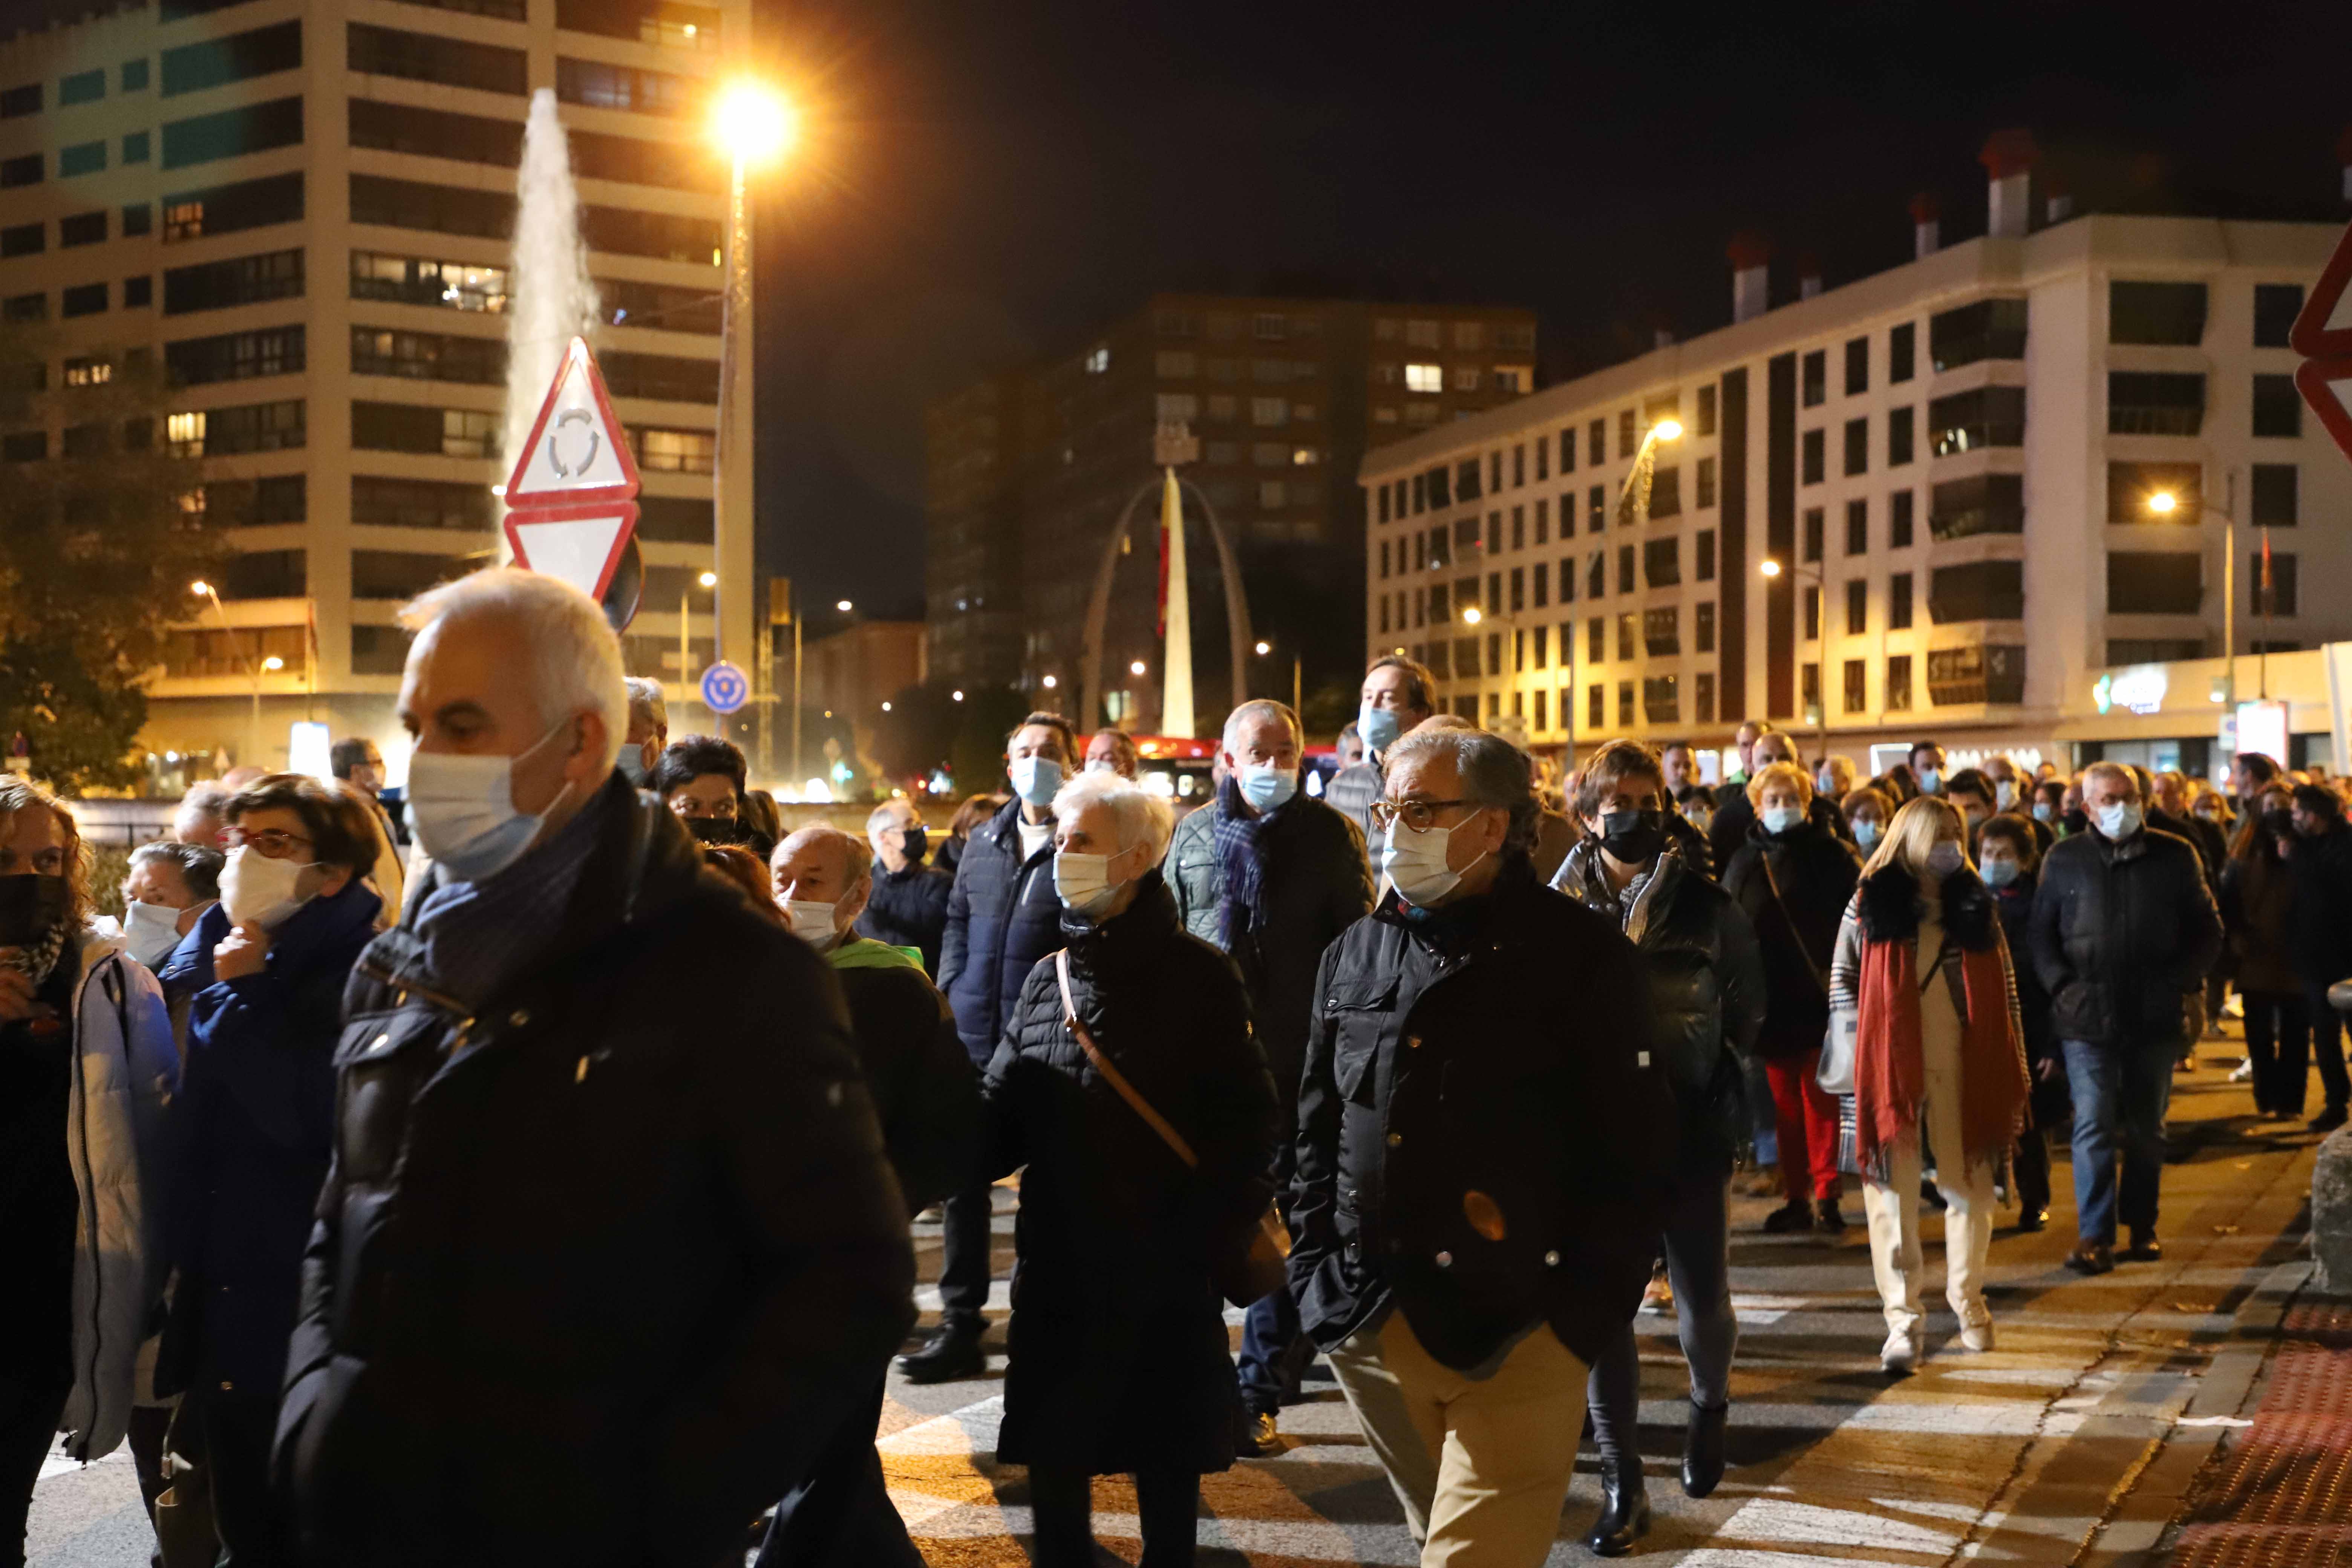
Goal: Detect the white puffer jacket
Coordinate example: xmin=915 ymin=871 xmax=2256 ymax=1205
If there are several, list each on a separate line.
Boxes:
xmin=56 ymin=929 xmax=176 ymax=1462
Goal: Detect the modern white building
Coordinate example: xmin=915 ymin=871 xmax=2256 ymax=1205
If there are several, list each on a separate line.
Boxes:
xmin=1359 ymin=142 xmax=2351 ymax=776
xmin=0 ymin=0 xmax=753 ymax=786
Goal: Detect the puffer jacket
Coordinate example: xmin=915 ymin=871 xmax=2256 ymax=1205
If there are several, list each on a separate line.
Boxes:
xmin=981 ymin=871 xmax=1279 ymax=1475
xmin=2029 ymin=823 xmax=2222 ymax=1047
xmin=1323 ymin=759 xmax=1386 ymax=865
xmin=1723 ymin=818 xmax=1862 ymax=1059
xmin=275 ymin=778 xmax=914 ymax=1568
xmin=1290 ymin=858 xmax=1678 ymax=1373
xmin=1164 ymin=787 xmax=1372 ymax=1109
xmin=938 ymin=798 xmax=1065 ymax=1063
xmin=58 ymin=932 xmax=177 ymax=1461
xmin=1552 ymin=837 xmax=1765 ymax=1162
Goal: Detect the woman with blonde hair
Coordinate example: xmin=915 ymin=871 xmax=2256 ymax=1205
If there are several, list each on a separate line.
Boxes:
xmin=1827 ymin=794 xmax=2028 ymax=1373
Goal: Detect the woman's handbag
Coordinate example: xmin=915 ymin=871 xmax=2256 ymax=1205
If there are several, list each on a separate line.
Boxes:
xmin=1056 ymin=950 xmax=1291 ymax=1308
xmin=1816 ymin=1008 xmax=1857 ymax=1096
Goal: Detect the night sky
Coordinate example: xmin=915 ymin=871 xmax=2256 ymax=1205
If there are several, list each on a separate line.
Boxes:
xmin=750 ymin=0 xmax=2352 ymax=628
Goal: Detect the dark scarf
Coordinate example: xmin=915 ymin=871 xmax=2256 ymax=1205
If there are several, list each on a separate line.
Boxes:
xmin=1211 ymin=775 xmax=1290 ymax=947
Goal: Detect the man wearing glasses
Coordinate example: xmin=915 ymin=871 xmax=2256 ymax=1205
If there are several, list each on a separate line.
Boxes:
xmin=1291 ymin=726 xmax=1677 ymax=1565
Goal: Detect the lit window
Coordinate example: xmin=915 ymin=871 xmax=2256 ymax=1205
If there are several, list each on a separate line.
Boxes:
xmin=1083 ymin=345 xmax=1109 ymax=374
xmin=1404 ymin=363 xmax=1442 ymax=393
xmin=1292 ymin=446 xmax=1318 ymax=466
xmin=63 ymin=355 xmax=113 ymax=386
xmin=166 ymin=410 xmax=205 ymax=454
xmin=1452 ymin=366 xmax=1480 ymax=391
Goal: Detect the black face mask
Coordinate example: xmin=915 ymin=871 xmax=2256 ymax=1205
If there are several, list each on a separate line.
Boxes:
xmin=1599 ymin=808 xmax=1667 ymax=865
xmin=2263 ymin=807 xmax=2296 ymax=840
xmin=900 ymin=825 xmax=929 ymax=865
xmin=0 ymin=874 xmax=68 ymax=948
xmin=686 ymin=815 xmax=749 ymax=847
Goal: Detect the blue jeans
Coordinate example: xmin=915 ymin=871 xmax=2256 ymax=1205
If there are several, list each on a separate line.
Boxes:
xmin=1744 ymin=1052 xmax=1779 ymax=1168
xmin=1237 ymin=1283 xmax=1302 ymax=1415
xmin=2061 ymin=1037 xmax=2175 ymax=1245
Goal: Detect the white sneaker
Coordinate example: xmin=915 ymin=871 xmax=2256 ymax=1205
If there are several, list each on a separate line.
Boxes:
xmin=2230 ymin=1058 xmax=2255 ymax=1084
xmin=1960 ymin=1320 xmax=1995 ymax=1353
xmin=1880 ymin=1326 xmax=1920 ymax=1374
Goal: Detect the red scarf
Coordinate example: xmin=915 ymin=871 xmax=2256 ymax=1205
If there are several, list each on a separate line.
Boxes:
xmin=1853 ymin=933 xmax=2028 ymax=1179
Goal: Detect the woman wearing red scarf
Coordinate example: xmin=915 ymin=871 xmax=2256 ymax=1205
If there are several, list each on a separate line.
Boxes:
xmin=1827 ymin=796 xmax=2029 ymax=1375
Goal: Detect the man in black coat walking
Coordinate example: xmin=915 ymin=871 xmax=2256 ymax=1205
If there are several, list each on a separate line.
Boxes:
xmin=856 ymin=798 xmax=951 ymax=975
xmin=1293 ymin=727 xmax=1678 ymax=1562
xmin=2030 ymin=762 xmax=2222 ymax=1274
xmin=2288 ymin=784 xmax=2352 ymax=1131
xmin=277 ymin=571 xmax=914 ymax=1568
xmin=1165 ymin=698 xmax=1373 ymax=1453
xmin=910 ymin=712 xmax=1077 ymax=1382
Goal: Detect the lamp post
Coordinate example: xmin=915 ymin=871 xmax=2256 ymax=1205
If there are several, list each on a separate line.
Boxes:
xmin=191 ymin=579 xmax=272 ymax=766
xmin=1759 ymin=556 xmax=1828 ymax=763
xmin=2147 ymin=473 xmax=2242 ymax=705
xmin=1254 ymin=639 xmax=1301 ymax=716
xmin=681 ymin=568 xmax=717 ymax=715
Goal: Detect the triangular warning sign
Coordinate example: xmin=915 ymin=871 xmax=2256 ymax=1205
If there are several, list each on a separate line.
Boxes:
xmin=2291 ymin=220 xmax=2352 ymax=358
xmin=503 ymin=336 xmax=642 ymax=505
xmin=504 ymin=502 xmax=639 ymax=603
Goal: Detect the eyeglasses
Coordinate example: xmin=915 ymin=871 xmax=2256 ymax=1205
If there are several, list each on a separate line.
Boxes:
xmin=225 ymin=827 xmax=313 ymax=859
xmin=1370 ymin=798 xmax=1470 ymax=834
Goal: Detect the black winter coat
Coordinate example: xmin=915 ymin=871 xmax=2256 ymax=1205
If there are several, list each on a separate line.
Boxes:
xmin=1709 ymin=789 xmax=1846 ymax=873
xmin=939 ymin=799 xmax=1065 ymax=1063
xmin=1553 ymin=838 xmax=1764 ymax=1163
xmin=856 ymin=862 xmax=952 ymax=976
xmin=982 ymin=871 xmax=1279 ymax=1476
xmin=1723 ymin=819 xmax=1861 ymax=1060
xmin=1290 ymin=859 xmax=1678 ymax=1372
xmin=161 ymin=879 xmax=381 ymax=1400
xmin=2222 ymin=849 xmax=2301 ymax=995
xmin=1165 ymin=789 xmax=1373 ymax=1114
xmin=831 ymin=943 xmax=982 ymax=1216
xmin=1988 ymin=874 xmax=2057 ymax=1067
xmin=2289 ymin=823 xmax=2352 ymax=987
xmin=2029 ymin=824 xmax=2222 ymax=1048
xmin=276 ymin=779 xmax=914 ymax=1568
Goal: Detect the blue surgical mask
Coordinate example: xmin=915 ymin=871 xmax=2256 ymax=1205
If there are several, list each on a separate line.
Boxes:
xmin=2096 ymin=800 xmax=2144 ymax=840
xmin=1237 ymin=762 xmax=1298 ymax=813
xmin=1852 ymin=818 xmax=1882 ymax=850
xmin=1761 ymin=804 xmax=1802 ymax=835
xmin=406 ymin=717 xmax=576 ymax=884
xmin=2032 ymin=801 xmax=2054 ymax=824
xmin=1981 ymin=857 xmax=2020 ymax=887
xmin=1009 ymin=755 xmax=1063 ymax=807
xmin=1357 ymin=704 xmax=1402 ymax=756
xmin=1917 ymin=767 xmax=1942 ymax=794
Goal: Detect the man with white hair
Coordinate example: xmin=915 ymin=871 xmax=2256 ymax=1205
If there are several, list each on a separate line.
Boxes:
xmin=1164 ymin=698 xmax=1371 ymax=1453
xmin=277 ymin=569 xmax=914 ymax=1568
xmin=174 ymin=779 xmax=233 ymax=849
xmin=621 ymin=675 xmax=667 ymax=790
xmin=857 ymin=798 xmax=951 ymax=974
xmin=760 ymin=824 xmax=977 ymax=1568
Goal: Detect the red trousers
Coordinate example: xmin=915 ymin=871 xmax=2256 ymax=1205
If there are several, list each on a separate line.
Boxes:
xmin=1765 ymin=1050 xmax=1842 ymax=1202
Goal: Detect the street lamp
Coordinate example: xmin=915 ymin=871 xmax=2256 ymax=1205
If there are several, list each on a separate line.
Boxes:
xmin=681 ymin=571 xmax=717 ymax=707
xmin=191 ymin=579 xmax=272 ymax=764
xmin=1253 ymin=639 xmax=1300 ymax=712
xmin=2146 ymin=476 xmax=2248 ymax=705
xmin=1759 ymin=556 xmax=1828 ymax=761
xmin=836 ymin=599 xmax=853 ymax=613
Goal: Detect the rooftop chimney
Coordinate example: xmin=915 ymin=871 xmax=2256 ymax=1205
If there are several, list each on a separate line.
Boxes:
xmin=2044 ymin=170 xmax=2073 ymax=226
xmin=1981 ymin=128 xmax=2037 ymax=239
xmin=1796 ymin=252 xmax=1822 ymax=300
xmin=1728 ymin=231 xmax=1771 ymax=323
xmin=1909 ymin=192 xmax=1942 ymax=259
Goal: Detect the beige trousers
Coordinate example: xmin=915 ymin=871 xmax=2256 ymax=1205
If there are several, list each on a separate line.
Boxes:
xmin=1326 ymin=1311 xmax=1589 ymax=1567
xmin=1860 ymin=947 xmax=1996 ymax=1334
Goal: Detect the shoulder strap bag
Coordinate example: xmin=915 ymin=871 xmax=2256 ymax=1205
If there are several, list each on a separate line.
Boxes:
xmin=1056 ymin=949 xmax=1289 ymax=1309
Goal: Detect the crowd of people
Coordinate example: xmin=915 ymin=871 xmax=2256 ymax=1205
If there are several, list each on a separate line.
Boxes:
xmin=6 ymin=586 xmax=2352 ymax=1568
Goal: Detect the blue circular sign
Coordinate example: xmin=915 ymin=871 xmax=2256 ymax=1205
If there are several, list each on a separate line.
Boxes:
xmin=700 ymin=659 xmax=750 ymax=715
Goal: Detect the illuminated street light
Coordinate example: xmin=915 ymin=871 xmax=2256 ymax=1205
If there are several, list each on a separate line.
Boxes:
xmin=710 ymin=81 xmax=795 ymax=168
xmin=836 ymin=599 xmax=853 ymax=612
xmin=698 ymin=570 xmax=718 ymax=588
xmin=951 ymin=690 xmax=965 ymax=702
xmin=1461 ymin=606 xmax=1484 ymax=625
xmin=880 ymin=701 xmax=892 ymax=712
xmin=190 ymin=579 xmax=214 ymax=597
xmin=1041 ymin=674 xmax=1058 ymax=689
xmin=1759 ymin=559 xmax=1783 ymax=578
xmin=262 ymin=655 xmax=285 ymax=672
xmin=1130 ymin=660 xmax=1148 ymax=676
xmin=1651 ymin=418 xmax=1684 ymax=442
xmin=2147 ymin=490 xmax=2179 ymax=515
xmin=1254 ymin=640 xmax=1272 ymax=655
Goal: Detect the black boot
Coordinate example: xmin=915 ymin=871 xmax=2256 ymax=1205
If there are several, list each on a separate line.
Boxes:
xmin=1682 ymin=1400 xmax=1729 ymax=1498
xmin=1584 ymin=1459 xmax=1651 ymax=1557
xmin=894 ymin=1320 xmax=984 ymax=1384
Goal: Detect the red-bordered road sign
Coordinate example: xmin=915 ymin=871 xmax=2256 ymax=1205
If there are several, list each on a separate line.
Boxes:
xmin=503 ymin=336 xmax=643 ymax=507
xmin=503 ymin=501 xmax=640 ymax=603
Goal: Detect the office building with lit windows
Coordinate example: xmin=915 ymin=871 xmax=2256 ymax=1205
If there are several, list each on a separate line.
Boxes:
xmin=0 ymin=0 xmax=748 ymax=781
xmin=1359 ymin=156 xmax=2349 ymax=774
xmin=925 ymin=291 xmax=1537 ymax=729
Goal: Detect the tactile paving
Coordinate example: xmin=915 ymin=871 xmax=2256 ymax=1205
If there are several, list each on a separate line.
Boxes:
xmin=2169 ymin=1302 xmax=2352 ymax=1566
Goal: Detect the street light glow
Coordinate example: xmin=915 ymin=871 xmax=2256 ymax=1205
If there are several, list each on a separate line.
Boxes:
xmin=951 ymin=689 xmax=965 ymax=702
xmin=1041 ymin=674 xmax=1058 ymax=688
xmin=1461 ymin=606 xmax=1484 ymax=625
xmin=880 ymin=701 xmax=891 ymax=712
xmin=1759 ymin=559 xmax=1784 ymax=578
xmin=262 ymin=655 xmax=285 ymax=671
xmin=1130 ymin=660 xmax=1147 ymax=675
xmin=2147 ymin=490 xmax=2179 ymax=515
xmin=697 ymin=571 xmax=717 ymax=588
xmin=712 ymin=80 xmax=794 ymax=167
xmin=190 ymin=580 xmax=214 ymax=597
xmin=836 ymin=599 xmax=853 ymax=612
xmin=1651 ymin=419 xmax=1684 ymax=442
xmin=1254 ymin=640 xmax=1271 ymax=655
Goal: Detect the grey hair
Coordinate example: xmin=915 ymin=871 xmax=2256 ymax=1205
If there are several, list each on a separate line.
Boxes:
xmin=2082 ymin=760 xmax=2140 ymax=799
xmin=174 ymin=780 xmax=232 ymax=838
xmin=1222 ymin=698 xmax=1302 ymax=750
xmin=400 ymin=568 xmax=626 ymax=773
xmin=1051 ymin=767 xmax=1175 ymax=862
xmin=864 ymin=799 xmax=919 ymax=836
xmin=1386 ymin=726 xmax=1539 ymax=858
xmin=130 ymin=839 xmax=225 ymax=901
xmin=623 ymin=676 xmax=668 ymax=737
xmin=773 ymin=823 xmax=874 ymax=888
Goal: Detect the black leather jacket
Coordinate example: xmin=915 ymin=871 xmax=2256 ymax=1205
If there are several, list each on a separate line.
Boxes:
xmin=2029 ymin=824 xmax=2222 ymax=1047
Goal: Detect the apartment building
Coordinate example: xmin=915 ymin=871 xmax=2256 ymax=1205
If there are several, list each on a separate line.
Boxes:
xmin=925 ymin=292 xmax=1536 ymax=733
xmin=1360 ymin=150 xmax=2348 ymax=773
xmin=0 ymin=0 xmax=750 ymax=781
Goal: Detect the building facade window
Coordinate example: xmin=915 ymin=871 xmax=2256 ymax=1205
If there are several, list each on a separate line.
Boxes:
xmin=1845 ymin=336 xmax=1868 ymax=395
xmin=1801 ymin=428 xmax=1824 ymax=484
xmin=1846 ymin=577 xmax=1868 ymax=634
xmin=1890 ymin=490 xmax=1914 ymax=548
xmin=162 ymin=20 xmax=302 ymax=96
xmin=167 ymin=323 xmax=306 ymax=384
xmin=164 ymin=247 xmax=304 ymax=314
xmin=2252 ymin=374 xmax=2302 ymax=438
xmin=163 ymin=172 xmax=304 ymax=242
xmin=1887 ymin=654 xmax=1913 ymax=710
xmin=2108 ymin=280 xmax=2207 ymax=345
xmin=2251 ymin=463 xmax=2298 ymax=526
xmin=1844 ymin=658 xmax=1867 ymax=714
xmin=1930 ymin=297 xmax=2027 ymax=371
xmin=1889 ymin=572 xmax=1914 ymax=629
xmin=2108 ymin=371 xmax=2205 ymax=436
xmin=161 ymin=97 xmax=304 ymax=170
xmin=1844 ymin=416 xmax=1868 ymax=475
xmin=2254 ymin=283 xmax=2304 ymax=348
xmin=1802 ymin=349 xmax=1825 ymax=408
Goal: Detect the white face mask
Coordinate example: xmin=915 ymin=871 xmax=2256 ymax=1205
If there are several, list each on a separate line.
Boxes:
xmin=1761 ymin=804 xmax=1803 ymax=835
xmin=1381 ymin=815 xmax=1486 ymax=910
xmin=1995 ymin=779 xmax=2017 ymax=809
xmin=1054 ymin=845 xmax=1130 ymax=917
xmin=221 ymin=846 xmax=311 ymax=930
xmin=2096 ymin=800 xmax=2144 ymax=840
xmin=782 ymin=898 xmax=841 ymax=951
xmin=406 ymin=717 xmax=575 ymax=884
xmin=122 ymin=900 xmax=185 ymax=968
